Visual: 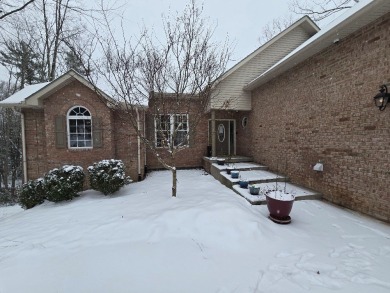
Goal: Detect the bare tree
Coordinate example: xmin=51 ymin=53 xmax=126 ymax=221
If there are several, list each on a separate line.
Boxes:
xmin=258 ymin=14 xmax=295 ymax=45
xmin=1 ymin=0 xmax=95 ymax=83
xmin=289 ymin=0 xmax=360 ymax=22
xmin=87 ymin=0 xmax=230 ymax=197
xmin=0 ymin=81 xmax=22 ymax=196
xmin=258 ymin=0 xmax=360 ymax=45
xmin=0 ymin=0 xmax=35 ymax=20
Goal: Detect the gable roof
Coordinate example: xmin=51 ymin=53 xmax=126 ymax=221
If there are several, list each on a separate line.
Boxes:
xmin=217 ymin=16 xmax=319 ymax=84
xmin=0 ymin=69 xmax=113 ymax=108
xmin=244 ymin=0 xmax=390 ymax=91
xmin=210 ymin=16 xmax=320 ymax=111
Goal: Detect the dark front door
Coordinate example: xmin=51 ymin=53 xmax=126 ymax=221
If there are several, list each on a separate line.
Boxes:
xmin=209 ymin=120 xmax=235 ymax=156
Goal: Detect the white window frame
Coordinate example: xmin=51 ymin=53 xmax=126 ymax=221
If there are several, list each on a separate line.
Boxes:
xmin=155 ymin=114 xmax=189 ymax=148
xmin=67 ymin=106 xmax=93 ymax=149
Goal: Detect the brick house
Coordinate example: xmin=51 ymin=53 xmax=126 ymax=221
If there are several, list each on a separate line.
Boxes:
xmin=0 ymin=70 xmax=208 ymax=183
xmin=208 ymin=0 xmax=390 ymax=221
xmin=0 ymin=71 xmax=146 ymax=183
xmin=1 ymin=0 xmax=389 ymax=221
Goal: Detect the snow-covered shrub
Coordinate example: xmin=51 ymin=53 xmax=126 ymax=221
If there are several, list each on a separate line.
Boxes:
xmin=19 ymin=178 xmax=46 ymax=209
xmin=45 ymin=165 xmax=85 ymax=202
xmin=88 ymin=159 xmax=127 ymax=195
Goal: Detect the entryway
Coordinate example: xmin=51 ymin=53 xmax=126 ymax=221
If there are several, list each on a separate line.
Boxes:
xmin=208 ymin=119 xmax=235 ymax=156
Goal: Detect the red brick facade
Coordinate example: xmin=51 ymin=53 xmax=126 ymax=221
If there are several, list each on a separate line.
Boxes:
xmin=23 ymin=81 xmax=144 ymax=183
xmin=145 ymin=97 xmax=209 ymax=170
xmin=241 ymin=12 xmax=390 ymax=221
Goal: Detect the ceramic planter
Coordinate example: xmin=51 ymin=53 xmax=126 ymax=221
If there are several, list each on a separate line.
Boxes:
xmin=231 ymin=170 xmax=239 ymax=179
xmin=239 ymin=180 xmax=249 ymax=189
xmin=249 ymin=185 xmax=260 ymax=195
xmin=226 ymin=167 xmax=234 ymax=174
xmin=266 ymin=191 xmax=295 ymax=224
xmin=217 ymin=159 xmax=225 ymax=166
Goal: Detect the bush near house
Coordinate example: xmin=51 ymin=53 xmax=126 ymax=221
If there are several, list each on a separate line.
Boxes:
xmin=88 ymin=159 xmax=128 ymax=195
xmin=44 ymin=165 xmax=85 ymax=203
xmin=19 ymin=178 xmax=46 ymax=209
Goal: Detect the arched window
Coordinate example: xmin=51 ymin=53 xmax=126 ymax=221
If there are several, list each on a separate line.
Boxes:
xmin=67 ymin=106 xmax=92 ymax=148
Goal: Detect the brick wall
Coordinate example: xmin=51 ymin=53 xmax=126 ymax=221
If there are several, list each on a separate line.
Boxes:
xmin=23 ymin=109 xmax=47 ymax=179
xmin=113 ymin=108 xmax=146 ymax=181
xmin=246 ymin=13 xmax=390 ymax=221
xmin=145 ymin=97 xmax=209 ymax=170
xmin=23 ymin=80 xmax=143 ymax=184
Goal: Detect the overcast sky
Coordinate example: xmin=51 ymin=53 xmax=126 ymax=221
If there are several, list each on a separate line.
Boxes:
xmin=94 ymin=0 xmax=293 ymax=66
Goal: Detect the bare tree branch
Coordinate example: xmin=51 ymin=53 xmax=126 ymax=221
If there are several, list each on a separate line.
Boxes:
xmin=0 ymin=0 xmax=35 ymax=20
xmin=80 ymin=0 xmax=231 ymax=197
xmin=289 ymin=0 xmax=359 ymax=22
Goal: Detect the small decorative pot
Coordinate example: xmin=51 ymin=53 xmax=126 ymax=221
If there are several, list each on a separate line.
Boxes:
xmin=226 ymin=167 xmax=234 ymax=174
xmin=217 ymin=158 xmax=225 ymax=166
xmin=231 ymin=170 xmax=239 ymax=179
xmin=239 ymin=180 xmax=249 ymax=189
xmin=249 ymin=185 xmax=260 ymax=195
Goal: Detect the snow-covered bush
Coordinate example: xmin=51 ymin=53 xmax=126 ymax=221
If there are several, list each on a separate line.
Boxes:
xmin=88 ymin=159 xmax=127 ymax=195
xmin=19 ymin=178 xmax=46 ymax=209
xmin=45 ymin=165 xmax=85 ymax=202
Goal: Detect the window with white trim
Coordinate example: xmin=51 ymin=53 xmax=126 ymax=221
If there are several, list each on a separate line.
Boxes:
xmin=67 ymin=106 xmax=92 ymax=148
xmin=155 ymin=114 xmax=189 ymax=148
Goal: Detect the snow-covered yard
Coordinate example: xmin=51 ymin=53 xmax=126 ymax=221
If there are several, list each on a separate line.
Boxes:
xmin=0 ymin=169 xmax=389 ymax=293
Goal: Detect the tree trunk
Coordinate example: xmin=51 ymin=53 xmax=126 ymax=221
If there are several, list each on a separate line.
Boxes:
xmin=171 ymin=168 xmax=177 ymax=197
xmin=11 ymin=169 xmax=17 ymax=196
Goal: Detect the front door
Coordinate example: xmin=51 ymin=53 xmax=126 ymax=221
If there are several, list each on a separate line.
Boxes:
xmin=209 ymin=120 xmax=235 ymax=156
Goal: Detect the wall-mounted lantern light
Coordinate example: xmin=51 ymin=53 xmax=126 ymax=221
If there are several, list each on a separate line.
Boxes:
xmin=373 ymin=84 xmax=390 ymax=111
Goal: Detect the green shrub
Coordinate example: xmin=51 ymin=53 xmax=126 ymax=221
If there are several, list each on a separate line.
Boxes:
xmin=19 ymin=178 xmax=45 ymax=209
xmin=45 ymin=165 xmax=85 ymax=202
xmin=88 ymin=159 xmax=127 ymax=195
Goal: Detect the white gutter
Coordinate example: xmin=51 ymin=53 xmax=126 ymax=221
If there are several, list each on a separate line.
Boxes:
xmin=143 ymin=109 xmax=147 ymax=174
xmin=21 ymin=112 xmax=27 ymax=183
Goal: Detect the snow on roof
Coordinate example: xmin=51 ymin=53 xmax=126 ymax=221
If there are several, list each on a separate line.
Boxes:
xmin=0 ymin=82 xmax=50 ymax=106
xmin=245 ymin=0 xmax=387 ymax=90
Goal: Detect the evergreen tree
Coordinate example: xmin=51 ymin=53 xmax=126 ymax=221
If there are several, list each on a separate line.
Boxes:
xmin=0 ymin=40 xmax=44 ymax=89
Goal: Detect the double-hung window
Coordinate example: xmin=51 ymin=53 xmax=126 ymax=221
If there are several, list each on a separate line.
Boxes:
xmin=155 ymin=114 xmax=189 ymax=148
xmin=67 ymin=106 xmax=92 ymax=148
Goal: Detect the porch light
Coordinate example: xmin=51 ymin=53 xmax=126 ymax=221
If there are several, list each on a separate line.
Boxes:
xmin=373 ymin=85 xmax=390 ymax=111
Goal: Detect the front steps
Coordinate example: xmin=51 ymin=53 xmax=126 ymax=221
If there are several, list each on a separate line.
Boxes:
xmin=204 ymin=157 xmax=322 ymax=205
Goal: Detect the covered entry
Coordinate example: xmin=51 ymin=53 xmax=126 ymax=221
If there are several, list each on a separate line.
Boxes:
xmin=209 ymin=119 xmax=235 ymax=156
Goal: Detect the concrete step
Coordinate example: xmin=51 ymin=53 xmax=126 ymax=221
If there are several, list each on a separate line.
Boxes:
xmin=204 ymin=156 xmax=322 ymax=205
xmin=232 ymin=182 xmax=322 ymax=205
xmin=205 ymin=156 xmax=253 ymax=164
xmin=212 ymin=162 xmax=268 ymax=172
xmin=219 ymin=169 xmax=288 ymax=189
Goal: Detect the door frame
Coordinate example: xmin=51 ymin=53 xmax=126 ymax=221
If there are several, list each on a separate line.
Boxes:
xmin=208 ymin=119 xmax=236 ymax=156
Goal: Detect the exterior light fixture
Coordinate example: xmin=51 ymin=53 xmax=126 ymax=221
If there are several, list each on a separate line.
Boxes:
xmin=373 ymin=85 xmax=390 ymax=111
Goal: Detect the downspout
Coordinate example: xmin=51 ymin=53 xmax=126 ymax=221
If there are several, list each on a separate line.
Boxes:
xmin=21 ymin=112 xmax=28 ymax=183
xmin=211 ymin=110 xmax=216 ymax=157
xmin=143 ymin=108 xmax=147 ymax=176
xmin=136 ymin=107 xmax=142 ymax=181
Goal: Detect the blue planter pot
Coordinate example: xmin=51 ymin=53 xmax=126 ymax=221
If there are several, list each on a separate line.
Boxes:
xmin=231 ymin=171 xmax=239 ymax=179
xmin=249 ymin=185 xmax=260 ymax=195
xmin=239 ymin=180 xmax=249 ymax=189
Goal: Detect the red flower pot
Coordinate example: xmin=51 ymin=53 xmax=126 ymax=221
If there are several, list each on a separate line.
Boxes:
xmin=266 ymin=191 xmax=294 ymax=224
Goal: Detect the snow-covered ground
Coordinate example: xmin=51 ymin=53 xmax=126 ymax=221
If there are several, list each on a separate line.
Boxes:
xmin=0 ymin=170 xmax=389 ymax=293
